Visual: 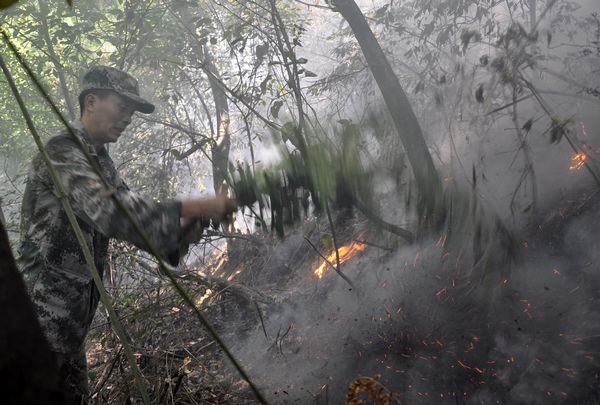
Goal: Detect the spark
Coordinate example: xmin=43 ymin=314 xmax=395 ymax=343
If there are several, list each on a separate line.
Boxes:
xmin=569 ymin=152 xmax=588 ymax=171
xmin=458 ymin=360 xmax=472 ymax=370
xmin=413 ymin=253 xmax=420 ymax=268
xmin=561 ymin=367 xmax=577 ymax=377
xmin=436 ymin=233 xmax=447 ymax=246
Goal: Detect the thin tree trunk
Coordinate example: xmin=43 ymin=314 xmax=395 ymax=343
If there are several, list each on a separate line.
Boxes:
xmin=37 ymin=0 xmax=75 ymax=120
xmin=333 ymin=0 xmax=443 ymax=222
xmin=529 ymin=0 xmax=537 ymax=30
xmin=201 ymin=46 xmax=231 ymax=197
xmin=0 ymin=199 xmax=5 ymax=227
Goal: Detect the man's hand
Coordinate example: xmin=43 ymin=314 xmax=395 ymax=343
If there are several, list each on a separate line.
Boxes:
xmin=181 ymin=195 xmax=238 ymax=222
xmin=180 ymin=196 xmax=238 ymax=244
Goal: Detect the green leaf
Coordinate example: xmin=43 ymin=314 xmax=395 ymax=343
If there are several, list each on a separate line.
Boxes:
xmin=259 ymin=75 xmax=271 ymax=95
xmin=436 ymin=27 xmax=450 ymax=45
xmin=374 ymin=4 xmax=389 ymax=19
xmin=256 ymin=43 xmax=268 ymax=60
xmin=168 ymin=149 xmax=182 ymax=160
xmin=421 ymin=21 xmax=435 ymax=39
xmin=321 ymin=234 xmax=333 ymax=252
xmin=270 ymin=100 xmax=284 ymax=119
xmin=280 ymin=121 xmax=296 ymax=143
xmin=550 ymin=114 xmax=574 ymax=143
xmin=549 ymin=114 xmax=575 ymax=144
xmin=461 ymin=30 xmax=481 ymax=52
xmin=475 ymin=84 xmax=484 ymax=103
xmin=414 ymin=80 xmax=425 ymax=94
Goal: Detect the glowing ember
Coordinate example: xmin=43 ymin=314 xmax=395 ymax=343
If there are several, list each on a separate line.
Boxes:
xmin=569 ymin=152 xmax=587 ymax=171
xmin=313 ymin=240 xmax=367 ymax=279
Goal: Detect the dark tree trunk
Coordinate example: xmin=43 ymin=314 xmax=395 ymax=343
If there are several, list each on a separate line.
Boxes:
xmin=333 ymin=0 xmax=443 ymax=223
xmin=0 ymin=221 xmax=64 ymax=404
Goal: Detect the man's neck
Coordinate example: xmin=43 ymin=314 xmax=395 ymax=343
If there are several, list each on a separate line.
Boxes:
xmin=78 ymin=117 xmax=105 ymax=152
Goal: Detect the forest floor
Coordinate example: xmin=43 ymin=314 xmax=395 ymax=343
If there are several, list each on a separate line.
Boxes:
xmin=86 ymin=179 xmax=600 ymax=404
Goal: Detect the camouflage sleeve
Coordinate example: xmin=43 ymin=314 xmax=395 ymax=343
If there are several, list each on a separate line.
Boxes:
xmin=42 ymin=136 xmax=181 ymax=258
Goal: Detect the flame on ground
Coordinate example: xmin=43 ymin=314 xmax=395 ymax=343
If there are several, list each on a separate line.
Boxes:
xmin=314 ymin=240 xmax=368 ymax=279
xmin=569 ymin=152 xmax=587 ymax=171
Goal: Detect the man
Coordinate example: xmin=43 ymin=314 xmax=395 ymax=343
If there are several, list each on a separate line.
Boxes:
xmin=19 ymin=66 xmax=236 ymax=403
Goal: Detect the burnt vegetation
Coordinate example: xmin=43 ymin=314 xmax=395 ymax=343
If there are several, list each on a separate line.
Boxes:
xmin=2 ymin=0 xmax=600 ymax=404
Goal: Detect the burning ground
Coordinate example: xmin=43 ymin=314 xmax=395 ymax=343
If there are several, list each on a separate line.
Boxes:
xmin=215 ymin=185 xmax=600 ymax=404
xmin=85 ymin=178 xmax=600 ymax=404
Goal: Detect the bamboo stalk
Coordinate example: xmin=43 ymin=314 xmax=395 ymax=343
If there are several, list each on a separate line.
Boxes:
xmin=325 ymin=203 xmax=342 ymax=271
xmin=0 ymin=27 xmax=267 ymax=404
xmin=0 ymin=51 xmax=152 ymax=405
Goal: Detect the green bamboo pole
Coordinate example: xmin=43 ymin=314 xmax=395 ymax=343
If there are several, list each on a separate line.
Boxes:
xmin=0 ymin=52 xmax=152 ymax=405
xmin=0 ymin=27 xmax=267 ymax=404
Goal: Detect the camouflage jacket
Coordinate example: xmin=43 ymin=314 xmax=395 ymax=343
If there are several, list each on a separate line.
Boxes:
xmin=19 ymin=121 xmax=182 ymax=353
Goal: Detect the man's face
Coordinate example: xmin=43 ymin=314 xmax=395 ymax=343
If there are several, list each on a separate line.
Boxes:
xmin=86 ymin=92 xmax=136 ymax=146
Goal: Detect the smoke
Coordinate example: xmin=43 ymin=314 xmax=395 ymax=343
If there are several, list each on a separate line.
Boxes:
xmin=209 ymin=184 xmax=600 ymax=403
xmin=198 ymin=2 xmax=600 ymax=401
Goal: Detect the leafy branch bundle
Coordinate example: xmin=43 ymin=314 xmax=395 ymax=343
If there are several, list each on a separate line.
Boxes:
xmin=230 ymin=123 xmax=372 ymax=236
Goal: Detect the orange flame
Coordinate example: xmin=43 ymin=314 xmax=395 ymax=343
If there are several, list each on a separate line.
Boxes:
xmin=314 ymin=240 xmax=367 ymax=279
xmin=569 ymin=152 xmax=587 ymax=171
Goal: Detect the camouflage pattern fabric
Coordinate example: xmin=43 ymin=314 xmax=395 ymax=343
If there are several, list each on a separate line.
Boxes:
xmin=19 ymin=121 xmax=182 ymax=399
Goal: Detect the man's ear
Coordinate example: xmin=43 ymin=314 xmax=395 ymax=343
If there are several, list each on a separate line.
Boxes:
xmin=83 ymin=93 xmax=98 ymax=113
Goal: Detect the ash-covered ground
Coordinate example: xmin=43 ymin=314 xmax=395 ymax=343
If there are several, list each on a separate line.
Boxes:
xmin=208 ymin=183 xmax=600 ymax=404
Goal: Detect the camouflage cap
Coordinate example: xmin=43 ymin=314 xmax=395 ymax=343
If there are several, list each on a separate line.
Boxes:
xmin=81 ymin=66 xmax=155 ymax=114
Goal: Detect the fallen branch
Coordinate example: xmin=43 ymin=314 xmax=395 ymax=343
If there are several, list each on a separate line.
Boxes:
xmin=203 ymin=229 xmax=265 ymax=245
xmin=255 ymin=301 xmax=269 ymax=340
xmin=355 ymin=200 xmax=414 ymax=243
xmin=90 ymin=347 xmax=122 ymax=398
xmin=303 ymin=237 xmax=355 ymax=289
xmin=353 ymin=239 xmax=394 ymax=252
